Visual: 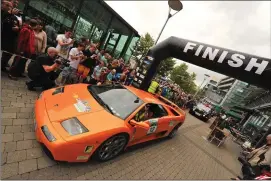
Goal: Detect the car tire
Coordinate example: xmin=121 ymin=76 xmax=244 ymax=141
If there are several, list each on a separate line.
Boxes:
xmin=168 ymin=123 xmax=182 ymax=139
xmin=189 ymin=110 xmax=193 ymax=114
xmin=93 ymin=133 xmax=128 ymax=162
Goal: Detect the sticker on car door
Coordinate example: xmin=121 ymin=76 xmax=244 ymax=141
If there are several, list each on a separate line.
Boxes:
xmin=147 ymin=119 xmax=158 ymax=135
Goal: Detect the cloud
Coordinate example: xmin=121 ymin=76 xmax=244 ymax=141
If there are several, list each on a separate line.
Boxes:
xmin=105 ymin=1 xmax=271 ymax=85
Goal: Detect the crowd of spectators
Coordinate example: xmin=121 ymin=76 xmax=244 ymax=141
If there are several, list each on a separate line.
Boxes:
xmin=158 ymin=80 xmax=196 ymax=109
xmin=1 ymin=0 xmax=136 ymax=91
xmin=1 ymin=0 xmax=193 ymax=110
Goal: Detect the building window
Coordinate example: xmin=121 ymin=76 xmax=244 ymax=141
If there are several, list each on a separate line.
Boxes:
xmin=123 ymin=36 xmax=139 ymax=62
xmin=78 ymin=0 xmax=112 ymax=43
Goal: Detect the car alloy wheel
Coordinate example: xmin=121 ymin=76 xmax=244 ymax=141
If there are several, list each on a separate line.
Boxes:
xmin=97 ymin=134 xmax=127 ymax=161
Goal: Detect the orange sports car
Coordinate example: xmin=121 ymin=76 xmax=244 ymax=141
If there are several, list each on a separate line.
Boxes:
xmin=34 ymin=83 xmax=186 ymax=162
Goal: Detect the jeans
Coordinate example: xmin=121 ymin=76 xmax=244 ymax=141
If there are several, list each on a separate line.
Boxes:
xmin=59 ymin=66 xmax=78 ymax=85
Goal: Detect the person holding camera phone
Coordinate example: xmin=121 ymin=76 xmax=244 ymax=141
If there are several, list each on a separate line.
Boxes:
xmin=26 ymin=47 xmax=60 ymax=91
xmin=58 ymin=42 xmax=86 ymax=85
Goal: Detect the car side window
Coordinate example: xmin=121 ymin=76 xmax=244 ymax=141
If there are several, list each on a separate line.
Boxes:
xmin=134 ymin=104 xmax=169 ymax=122
xmin=134 ymin=104 xmax=152 ymax=122
xmin=152 ymin=104 xmax=168 ymax=118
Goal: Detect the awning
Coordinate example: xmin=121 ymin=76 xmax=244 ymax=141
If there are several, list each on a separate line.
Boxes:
xmin=226 ymin=110 xmax=243 ymax=120
xmin=232 ymin=105 xmax=254 ymax=113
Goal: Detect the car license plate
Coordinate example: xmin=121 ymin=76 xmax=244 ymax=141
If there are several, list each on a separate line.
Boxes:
xmin=195 ymin=112 xmax=201 ymax=116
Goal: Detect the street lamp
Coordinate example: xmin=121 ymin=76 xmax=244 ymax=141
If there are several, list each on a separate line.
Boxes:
xmin=154 ymin=0 xmax=183 ymax=45
xmin=193 ymin=74 xmax=210 ymax=98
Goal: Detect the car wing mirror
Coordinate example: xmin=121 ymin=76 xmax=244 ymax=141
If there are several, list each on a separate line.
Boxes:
xmin=130 ymin=120 xmax=150 ymax=130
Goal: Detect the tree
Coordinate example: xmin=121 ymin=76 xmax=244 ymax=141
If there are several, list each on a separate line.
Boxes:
xmin=131 ymin=32 xmax=176 ymax=76
xmin=157 ymin=58 xmax=176 ymax=77
xmin=170 ymin=63 xmax=197 ymax=94
xmin=131 ymin=33 xmax=154 ymax=64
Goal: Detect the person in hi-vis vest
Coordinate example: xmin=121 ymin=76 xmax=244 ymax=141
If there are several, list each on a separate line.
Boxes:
xmin=148 ymin=79 xmax=159 ymax=94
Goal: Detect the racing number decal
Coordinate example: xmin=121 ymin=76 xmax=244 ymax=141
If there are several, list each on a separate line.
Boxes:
xmin=147 ymin=119 xmax=158 ymax=135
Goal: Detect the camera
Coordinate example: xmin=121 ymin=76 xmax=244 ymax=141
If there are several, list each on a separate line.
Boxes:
xmin=54 ymin=56 xmax=70 ymax=67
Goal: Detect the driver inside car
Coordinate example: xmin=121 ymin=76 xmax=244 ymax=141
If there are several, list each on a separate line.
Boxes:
xmin=135 ymin=104 xmax=154 ymax=122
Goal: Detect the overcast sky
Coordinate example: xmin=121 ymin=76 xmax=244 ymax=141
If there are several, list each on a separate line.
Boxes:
xmin=105 ymin=1 xmax=271 ymax=85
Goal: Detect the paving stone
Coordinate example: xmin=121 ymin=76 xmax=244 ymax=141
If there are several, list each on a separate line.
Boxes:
xmin=19 ymin=159 xmax=37 ymax=174
xmin=6 ymin=174 xmax=22 ymax=180
xmin=1 ymin=162 xmax=19 ymax=179
xmin=37 ymin=156 xmax=56 ymax=169
xmin=27 ymin=148 xmax=43 ymax=159
xmin=11 ymin=102 xmax=25 ymax=108
xmin=2 ymin=97 xmax=17 ymax=102
xmin=1 ymin=142 xmax=5 ymax=153
xmin=25 ymin=103 xmax=34 ymax=108
xmin=17 ymin=140 xmax=33 ymax=150
xmin=5 ymin=125 xmax=21 ymax=133
xmin=2 ymin=107 xmax=21 ymax=113
xmin=2 ymin=89 xmax=14 ymax=94
xmin=21 ymin=125 xmax=34 ymax=132
xmin=20 ymin=107 xmax=33 ymax=113
xmin=2 ymin=119 xmax=13 ymax=125
xmin=32 ymin=140 xmax=41 ymax=148
xmin=13 ymin=133 xmax=24 ymax=141
xmin=7 ymin=150 xmax=27 ymax=163
xmin=24 ymin=132 xmax=36 ymax=140
xmin=5 ymin=142 xmax=17 ymax=152
xmin=2 ymin=133 xmax=14 ymax=142
xmin=17 ymin=113 xmax=32 ymax=119
xmin=1 ymin=126 xmax=5 ymax=134
xmin=13 ymin=119 xmax=28 ymax=125
xmin=1 ymin=101 xmax=11 ymax=106
xmin=2 ymin=113 xmax=17 ymax=119
xmin=1 ymin=152 xmax=7 ymax=166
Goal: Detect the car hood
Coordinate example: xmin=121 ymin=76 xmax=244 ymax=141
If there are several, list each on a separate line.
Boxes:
xmin=43 ymin=84 xmax=104 ymax=121
xmin=195 ymin=104 xmax=211 ymax=113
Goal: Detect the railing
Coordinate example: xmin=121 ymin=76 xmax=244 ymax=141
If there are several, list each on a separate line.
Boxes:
xmin=246 ymin=92 xmax=271 ymax=109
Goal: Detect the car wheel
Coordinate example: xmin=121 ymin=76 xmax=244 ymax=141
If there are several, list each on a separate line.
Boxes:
xmin=168 ymin=123 xmax=182 ymax=139
xmin=93 ymin=134 xmax=128 ymax=162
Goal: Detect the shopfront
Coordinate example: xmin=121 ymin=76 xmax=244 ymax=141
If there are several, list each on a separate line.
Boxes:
xmin=20 ymin=0 xmax=140 ymax=62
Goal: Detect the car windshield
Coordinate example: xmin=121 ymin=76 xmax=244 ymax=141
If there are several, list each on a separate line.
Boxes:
xmin=197 ymin=103 xmax=211 ymax=112
xmin=87 ymin=84 xmax=144 ymax=120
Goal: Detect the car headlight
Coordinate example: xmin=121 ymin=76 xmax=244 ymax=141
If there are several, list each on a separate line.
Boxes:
xmin=41 ymin=126 xmax=56 ymax=142
xmin=61 ymin=117 xmax=88 ymax=136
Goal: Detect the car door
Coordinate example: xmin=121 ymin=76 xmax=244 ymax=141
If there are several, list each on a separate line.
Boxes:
xmin=130 ymin=103 xmax=168 ymax=142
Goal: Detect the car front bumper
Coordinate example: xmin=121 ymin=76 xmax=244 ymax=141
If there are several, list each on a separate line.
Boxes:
xmin=34 ymin=98 xmax=96 ymax=162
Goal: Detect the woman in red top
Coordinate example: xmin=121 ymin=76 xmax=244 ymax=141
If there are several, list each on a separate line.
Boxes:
xmin=8 ymin=18 xmax=37 ymax=80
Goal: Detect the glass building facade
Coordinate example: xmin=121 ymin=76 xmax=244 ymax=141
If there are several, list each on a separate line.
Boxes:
xmin=20 ymin=0 xmax=140 ymax=62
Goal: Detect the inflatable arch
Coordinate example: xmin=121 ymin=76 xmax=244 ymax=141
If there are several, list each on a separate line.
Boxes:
xmin=132 ymin=36 xmax=271 ymax=91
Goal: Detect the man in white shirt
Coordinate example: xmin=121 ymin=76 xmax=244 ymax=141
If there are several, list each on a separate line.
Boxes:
xmin=59 ymin=42 xmax=86 ymax=85
xmin=56 ymin=29 xmax=74 ymax=58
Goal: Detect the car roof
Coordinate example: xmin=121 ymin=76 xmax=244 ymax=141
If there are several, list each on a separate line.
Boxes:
xmin=125 ymin=86 xmax=165 ymax=105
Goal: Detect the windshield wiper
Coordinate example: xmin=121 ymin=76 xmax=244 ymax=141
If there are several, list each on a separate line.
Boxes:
xmin=89 ymin=88 xmax=115 ymax=115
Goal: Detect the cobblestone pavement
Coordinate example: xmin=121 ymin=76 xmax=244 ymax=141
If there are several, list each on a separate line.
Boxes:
xmin=1 ymin=73 xmax=241 ymax=180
